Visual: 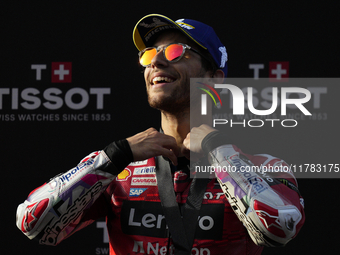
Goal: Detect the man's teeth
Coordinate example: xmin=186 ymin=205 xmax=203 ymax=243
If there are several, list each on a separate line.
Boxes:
xmin=152 ymin=77 xmax=174 ymax=84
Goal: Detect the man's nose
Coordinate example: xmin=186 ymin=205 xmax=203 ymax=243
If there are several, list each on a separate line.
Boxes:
xmin=150 ymin=49 xmax=168 ymax=68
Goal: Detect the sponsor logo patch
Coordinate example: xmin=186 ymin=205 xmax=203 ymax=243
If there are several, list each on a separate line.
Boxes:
xmin=116 ymin=168 xmax=131 ymax=181
xmin=131 ymin=177 xmax=157 ymax=186
xmin=59 ymin=158 xmax=95 ymax=183
xmin=129 ymin=188 xmax=147 ymax=197
xmin=133 ymin=166 xmax=156 ymax=175
xmin=40 ymin=182 xmax=103 ymax=245
xmin=129 ymin=160 xmax=148 ymax=166
xmin=121 ymin=201 xmax=224 ymax=239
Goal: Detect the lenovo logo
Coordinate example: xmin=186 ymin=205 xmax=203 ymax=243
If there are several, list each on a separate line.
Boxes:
xmin=121 ymin=201 xmax=224 ymax=240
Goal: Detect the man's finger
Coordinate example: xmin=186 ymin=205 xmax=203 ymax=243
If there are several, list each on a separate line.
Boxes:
xmin=158 ymin=147 xmax=178 ymax=166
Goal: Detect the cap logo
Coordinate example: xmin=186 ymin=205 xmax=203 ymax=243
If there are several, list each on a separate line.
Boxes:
xmin=218 ymin=46 xmax=228 ymax=68
xmin=175 ymin=19 xmax=195 ymax=30
xmin=139 ymin=18 xmax=167 ymax=28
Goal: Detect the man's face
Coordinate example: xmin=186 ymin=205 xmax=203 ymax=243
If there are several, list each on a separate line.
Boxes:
xmin=143 ymin=31 xmax=211 ymax=115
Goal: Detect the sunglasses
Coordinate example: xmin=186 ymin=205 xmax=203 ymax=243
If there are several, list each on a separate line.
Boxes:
xmin=138 ymin=43 xmax=204 ymax=67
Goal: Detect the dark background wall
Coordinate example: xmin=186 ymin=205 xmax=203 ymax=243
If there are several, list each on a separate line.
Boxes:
xmin=2 ymin=1 xmax=339 ymax=254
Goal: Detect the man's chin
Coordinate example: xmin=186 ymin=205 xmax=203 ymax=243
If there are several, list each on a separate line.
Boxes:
xmin=148 ymin=97 xmax=189 ymax=116
xmin=147 ymin=97 xmax=167 ymax=111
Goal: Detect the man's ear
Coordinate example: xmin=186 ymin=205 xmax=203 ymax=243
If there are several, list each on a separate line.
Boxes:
xmin=211 ymin=69 xmax=225 ymax=83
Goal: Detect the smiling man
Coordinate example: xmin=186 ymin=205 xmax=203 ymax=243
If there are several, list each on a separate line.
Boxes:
xmin=143 ymin=31 xmax=220 ymax=115
xmin=16 ymin=14 xmax=305 ymax=255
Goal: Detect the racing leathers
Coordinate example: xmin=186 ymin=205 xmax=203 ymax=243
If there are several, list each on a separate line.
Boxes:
xmin=16 ymin=131 xmax=305 ymax=255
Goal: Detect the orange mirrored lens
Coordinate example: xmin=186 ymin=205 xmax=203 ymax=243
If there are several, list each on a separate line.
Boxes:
xmin=140 ymin=48 xmax=157 ymax=66
xmin=165 ymin=44 xmax=184 ymax=61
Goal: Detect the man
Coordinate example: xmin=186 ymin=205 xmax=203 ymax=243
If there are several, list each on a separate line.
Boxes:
xmin=16 ymin=14 xmax=305 ymax=255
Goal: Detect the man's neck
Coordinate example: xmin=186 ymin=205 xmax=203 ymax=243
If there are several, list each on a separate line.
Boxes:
xmin=160 ymin=106 xmax=212 ymax=151
xmin=161 ymin=110 xmax=190 ymax=149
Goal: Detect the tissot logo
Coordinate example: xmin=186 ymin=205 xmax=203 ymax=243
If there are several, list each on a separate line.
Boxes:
xmin=51 ymin=62 xmax=72 ymax=83
xmin=249 ymin=61 xmax=289 ymax=80
xmin=269 ymin=62 xmax=289 ymax=80
xmin=120 ymin=200 xmax=224 ymax=240
xmin=0 ymin=62 xmax=112 ymax=122
xmin=31 ymin=62 xmax=72 ymax=83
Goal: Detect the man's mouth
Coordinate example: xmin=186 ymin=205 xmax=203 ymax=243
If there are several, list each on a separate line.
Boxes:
xmin=152 ymin=76 xmax=174 ymax=85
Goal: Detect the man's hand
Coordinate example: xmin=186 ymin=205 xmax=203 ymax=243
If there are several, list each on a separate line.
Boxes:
xmin=181 ymin=124 xmax=217 ymax=161
xmin=126 ymin=128 xmax=180 ymax=165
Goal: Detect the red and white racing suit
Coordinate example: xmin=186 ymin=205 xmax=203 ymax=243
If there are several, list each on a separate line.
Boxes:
xmin=16 ymin=132 xmax=305 ymax=255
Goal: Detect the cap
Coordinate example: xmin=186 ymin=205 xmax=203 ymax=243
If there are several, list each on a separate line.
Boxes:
xmin=133 ymin=14 xmax=228 ymax=76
